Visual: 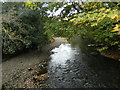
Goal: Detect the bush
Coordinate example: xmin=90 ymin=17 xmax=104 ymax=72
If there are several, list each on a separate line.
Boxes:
xmin=2 ymin=3 xmax=49 ymax=54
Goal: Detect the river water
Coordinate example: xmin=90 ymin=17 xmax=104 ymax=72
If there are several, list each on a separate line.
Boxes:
xmin=47 ymin=38 xmax=120 ymax=88
xmin=2 ymin=37 xmax=120 ymax=88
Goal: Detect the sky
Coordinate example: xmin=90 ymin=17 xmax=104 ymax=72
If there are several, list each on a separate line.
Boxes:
xmin=47 ymin=7 xmax=64 ymax=17
xmin=45 ymin=2 xmax=78 ymax=17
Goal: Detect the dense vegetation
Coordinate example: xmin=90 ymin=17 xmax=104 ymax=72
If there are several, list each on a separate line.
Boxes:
xmin=2 ymin=2 xmax=50 ymax=54
xmin=45 ymin=2 xmax=120 ymax=52
xmin=2 ymin=2 xmax=120 ymax=56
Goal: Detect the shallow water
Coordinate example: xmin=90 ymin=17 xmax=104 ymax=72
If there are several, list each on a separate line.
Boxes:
xmin=47 ymin=41 xmax=120 ymax=88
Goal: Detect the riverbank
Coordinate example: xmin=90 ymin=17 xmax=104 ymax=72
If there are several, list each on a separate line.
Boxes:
xmin=71 ymin=36 xmax=120 ymax=61
xmin=100 ymin=50 xmax=120 ymax=60
xmin=2 ymin=37 xmax=67 ymax=88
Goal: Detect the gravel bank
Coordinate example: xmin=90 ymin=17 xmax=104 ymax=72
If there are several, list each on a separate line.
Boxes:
xmin=2 ymin=37 xmax=67 ymax=88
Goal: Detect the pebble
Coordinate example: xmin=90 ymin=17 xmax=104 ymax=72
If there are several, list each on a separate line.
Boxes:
xmin=28 ymin=68 xmax=33 ymax=71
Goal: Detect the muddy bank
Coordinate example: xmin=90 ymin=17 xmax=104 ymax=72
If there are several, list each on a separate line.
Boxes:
xmin=100 ymin=50 xmax=120 ymax=60
xmin=71 ymin=36 xmax=120 ymax=60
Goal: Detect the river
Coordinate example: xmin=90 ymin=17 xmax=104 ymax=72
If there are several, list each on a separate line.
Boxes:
xmin=47 ymin=37 xmax=120 ymax=88
xmin=2 ymin=37 xmax=120 ymax=88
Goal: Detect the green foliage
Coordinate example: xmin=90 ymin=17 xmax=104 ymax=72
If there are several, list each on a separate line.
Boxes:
xmin=45 ymin=2 xmax=120 ymax=51
xmin=44 ymin=17 xmax=78 ymax=40
xmin=2 ymin=2 xmax=120 ymax=55
xmin=25 ymin=1 xmax=37 ymax=10
xmin=68 ymin=3 xmax=120 ymax=51
xmin=2 ymin=2 xmax=49 ymax=54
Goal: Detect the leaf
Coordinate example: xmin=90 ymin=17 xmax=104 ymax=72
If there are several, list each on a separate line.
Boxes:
xmin=69 ymin=18 xmax=75 ymax=22
xmin=116 ymin=14 xmax=120 ymax=21
xmin=111 ymin=24 xmax=120 ymax=35
xmin=90 ymin=22 xmax=98 ymax=27
xmin=104 ymin=9 xmax=111 ymax=13
xmin=25 ymin=2 xmax=32 ymax=7
xmin=97 ymin=17 xmax=103 ymax=22
xmin=74 ymin=21 xmax=83 ymax=25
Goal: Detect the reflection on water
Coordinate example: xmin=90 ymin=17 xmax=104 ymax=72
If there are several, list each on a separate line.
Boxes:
xmin=47 ymin=39 xmax=120 ymax=88
xmin=50 ymin=44 xmax=76 ymax=65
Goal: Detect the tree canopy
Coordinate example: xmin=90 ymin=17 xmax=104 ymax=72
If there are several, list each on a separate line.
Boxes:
xmin=2 ymin=1 xmax=120 ymax=55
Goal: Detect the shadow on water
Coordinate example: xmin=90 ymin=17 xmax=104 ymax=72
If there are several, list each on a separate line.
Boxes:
xmin=47 ymin=37 xmax=120 ymax=88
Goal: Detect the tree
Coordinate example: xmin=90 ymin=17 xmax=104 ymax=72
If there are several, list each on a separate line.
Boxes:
xmin=2 ymin=2 xmax=49 ymax=54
